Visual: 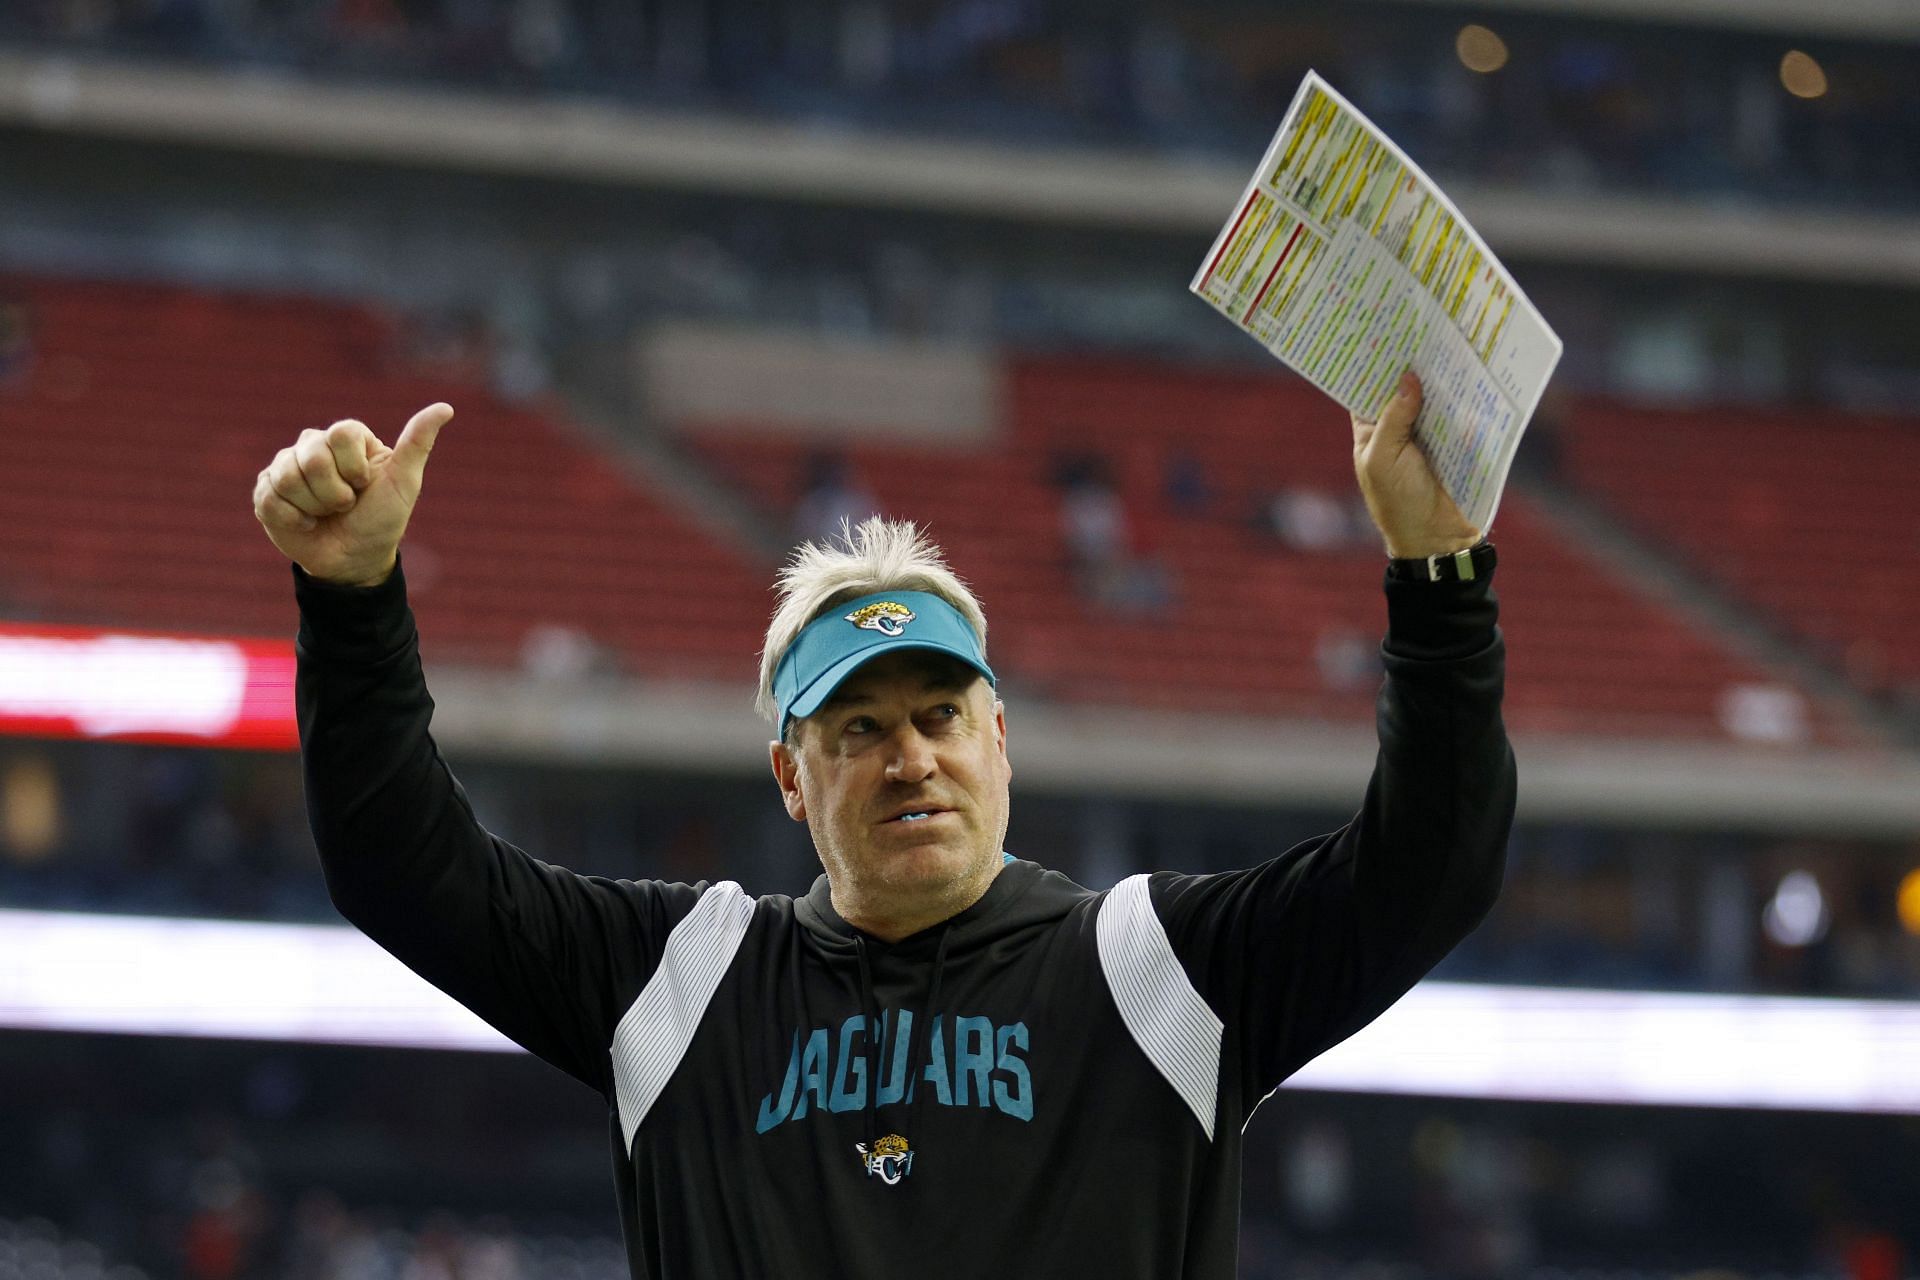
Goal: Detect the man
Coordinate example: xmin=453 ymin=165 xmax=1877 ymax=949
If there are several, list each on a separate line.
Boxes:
xmin=253 ymin=370 xmax=1513 ymax=1277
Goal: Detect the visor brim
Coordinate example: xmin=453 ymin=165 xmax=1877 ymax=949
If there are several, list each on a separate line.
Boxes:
xmin=782 ymin=640 xmax=995 ymax=732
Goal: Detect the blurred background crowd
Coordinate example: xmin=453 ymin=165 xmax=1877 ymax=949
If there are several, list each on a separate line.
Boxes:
xmin=0 ymin=1030 xmax=1913 ymax=1280
xmin=3 ymin=0 xmax=1917 ymax=211
xmin=3 ymin=740 xmax=1918 ymax=998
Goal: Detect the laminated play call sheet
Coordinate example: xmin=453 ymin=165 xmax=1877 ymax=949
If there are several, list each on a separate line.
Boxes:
xmin=1192 ymin=71 xmax=1562 ymax=530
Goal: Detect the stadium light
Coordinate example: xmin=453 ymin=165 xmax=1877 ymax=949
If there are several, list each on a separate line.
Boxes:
xmin=1762 ymin=869 xmax=1829 ymax=948
xmin=1456 ymin=24 xmax=1510 ymax=74
xmin=1780 ymin=50 xmax=1828 ymax=99
xmin=4 ymin=907 xmax=1920 ymax=1116
xmin=1897 ymin=868 xmax=1920 ymax=936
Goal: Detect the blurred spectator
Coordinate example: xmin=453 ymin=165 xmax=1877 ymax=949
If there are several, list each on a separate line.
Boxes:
xmin=1054 ymin=452 xmax=1170 ymax=612
xmin=791 ymin=450 xmax=880 ymax=546
xmin=1717 ymin=682 xmax=1811 ymax=745
xmin=1056 ymin=452 xmax=1127 ymax=592
xmin=1263 ymin=487 xmax=1375 ymax=553
xmin=284 ymin=1190 xmax=357 ymax=1280
xmin=1313 ymin=626 xmax=1376 ymax=695
xmin=177 ymin=1121 xmax=269 ymax=1280
xmin=508 ymin=0 xmax=576 ymax=75
xmin=871 ymin=241 xmax=939 ymax=337
xmin=401 ymin=1214 xmax=466 ymax=1280
xmin=401 ymin=307 xmax=492 ymax=384
xmin=520 ymin=623 xmax=618 ymax=683
xmin=1281 ymin=1119 xmax=1353 ymax=1232
xmin=1161 ymin=448 xmax=1213 ymax=517
xmin=1266 ymin=487 xmax=1344 ymax=551
xmin=488 ymin=270 xmax=554 ymax=402
xmin=0 ymin=300 xmax=34 ymax=388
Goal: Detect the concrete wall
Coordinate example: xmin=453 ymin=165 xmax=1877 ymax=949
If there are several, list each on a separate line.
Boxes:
xmin=637 ymin=321 xmax=1001 ymax=444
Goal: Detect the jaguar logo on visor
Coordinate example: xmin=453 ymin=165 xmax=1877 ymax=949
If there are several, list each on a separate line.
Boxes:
xmin=844 ymin=601 xmax=916 ymax=638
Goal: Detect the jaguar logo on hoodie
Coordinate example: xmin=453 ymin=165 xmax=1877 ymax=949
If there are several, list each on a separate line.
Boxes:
xmin=856 ymin=1133 xmax=914 ymax=1185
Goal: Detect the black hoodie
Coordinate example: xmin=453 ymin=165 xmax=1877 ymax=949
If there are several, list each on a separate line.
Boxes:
xmin=292 ymin=544 xmax=1514 ymax=1279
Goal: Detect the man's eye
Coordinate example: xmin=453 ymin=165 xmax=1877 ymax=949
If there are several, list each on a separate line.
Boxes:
xmin=845 ymin=717 xmax=878 ymax=735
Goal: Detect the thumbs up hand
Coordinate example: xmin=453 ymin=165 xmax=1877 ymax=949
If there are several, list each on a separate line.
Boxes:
xmin=1351 ymin=372 xmax=1482 ymax=560
xmin=253 ymin=403 xmax=453 ymax=587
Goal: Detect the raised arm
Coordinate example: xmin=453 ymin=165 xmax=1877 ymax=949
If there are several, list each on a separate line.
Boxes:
xmin=256 ymin=406 xmax=701 ymax=1095
xmin=1146 ymin=373 xmax=1516 ymax=1104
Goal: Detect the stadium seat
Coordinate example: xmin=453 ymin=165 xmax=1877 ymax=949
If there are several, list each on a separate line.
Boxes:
xmin=0 ymin=275 xmax=769 ymax=683
xmin=683 ymin=355 xmax=1863 ymax=743
xmin=1563 ymin=399 xmax=1920 ymax=699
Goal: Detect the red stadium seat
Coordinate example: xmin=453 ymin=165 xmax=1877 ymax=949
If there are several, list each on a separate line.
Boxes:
xmin=683 ymin=355 xmax=1868 ymax=743
xmin=0 ymin=275 xmax=768 ymax=685
xmin=0 ymin=275 xmax=1874 ymax=744
xmin=1563 ymin=398 xmax=1920 ymax=696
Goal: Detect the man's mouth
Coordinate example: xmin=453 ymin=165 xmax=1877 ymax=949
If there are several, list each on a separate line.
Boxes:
xmin=883 ymin=807 xmax=949 ymax=824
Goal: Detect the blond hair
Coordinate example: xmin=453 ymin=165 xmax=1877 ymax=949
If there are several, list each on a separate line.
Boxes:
xmin=757 ymin=516 xmax=988 ymax=729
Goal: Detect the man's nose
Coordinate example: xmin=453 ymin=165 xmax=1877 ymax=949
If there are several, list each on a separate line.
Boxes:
xmin=884 ymin=728 xmax=937 ymax=782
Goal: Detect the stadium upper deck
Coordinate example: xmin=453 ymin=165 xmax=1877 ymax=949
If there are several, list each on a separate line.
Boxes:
xmin=3 ymin=0 xmax=1916 ymax=214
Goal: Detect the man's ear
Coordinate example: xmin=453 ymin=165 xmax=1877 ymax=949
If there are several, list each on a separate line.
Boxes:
xmin=769 ymin=739 xmax=808 ymax=822
xmin=993 ymin=699 xmax=1010 ymax=781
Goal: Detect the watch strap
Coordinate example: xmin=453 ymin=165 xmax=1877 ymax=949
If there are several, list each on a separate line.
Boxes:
xmin=1387 ymin=538 xmax=1495 ymax=583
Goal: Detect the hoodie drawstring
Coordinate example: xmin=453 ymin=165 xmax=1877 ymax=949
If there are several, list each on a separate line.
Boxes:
xmin=854 ymin=935 xmax=881 ymax=1161
xmin=904 ymin=924 xmax=952 ymax=1154
xmin=852 ymin=924 xmax=954 ymax=1176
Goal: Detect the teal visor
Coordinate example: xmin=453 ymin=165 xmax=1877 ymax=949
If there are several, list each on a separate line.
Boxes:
xmin=773 ymin=590 xmax=995 ymax=736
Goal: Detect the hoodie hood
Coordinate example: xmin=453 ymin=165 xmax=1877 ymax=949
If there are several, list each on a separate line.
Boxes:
xmin=793 ymin=855 xmax=1090 ymax=958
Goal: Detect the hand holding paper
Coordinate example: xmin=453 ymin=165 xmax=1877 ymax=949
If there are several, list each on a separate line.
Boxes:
xmin=1352 ymin=371 xmax=1482 ymax=559
xmin=1192 ymin=72 xmax=1562 ymax=532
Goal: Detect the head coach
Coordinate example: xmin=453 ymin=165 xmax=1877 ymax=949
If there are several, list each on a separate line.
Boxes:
xmin=253 ymin=369 xmax=1514 ymax=1278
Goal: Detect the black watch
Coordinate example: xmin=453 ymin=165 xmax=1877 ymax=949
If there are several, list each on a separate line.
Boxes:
xmin=1387 ymin=538 xmax=1495 ymax=583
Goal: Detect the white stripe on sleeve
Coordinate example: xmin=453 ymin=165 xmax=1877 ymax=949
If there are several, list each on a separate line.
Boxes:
xmin=611 ymin=881 xmax=756 ymax=1150
xmin=1096 ymin=873 xmax=1223 ymax=1141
